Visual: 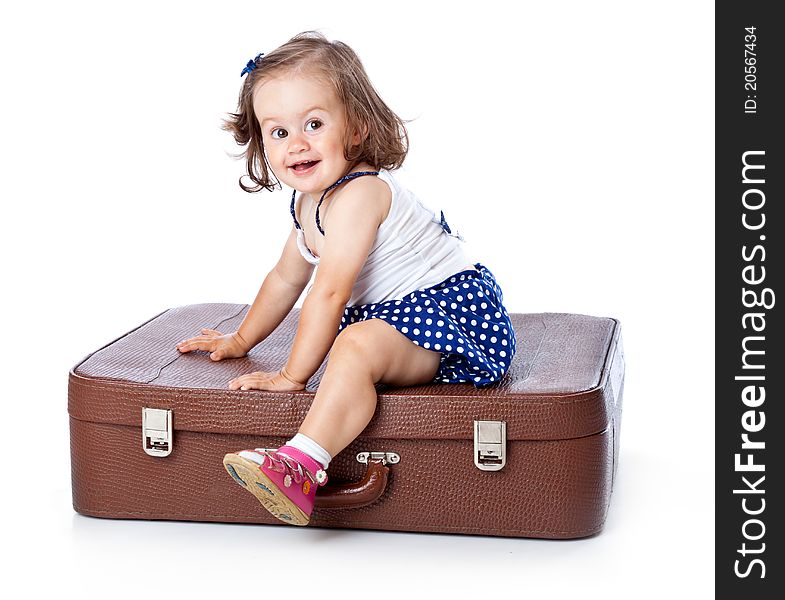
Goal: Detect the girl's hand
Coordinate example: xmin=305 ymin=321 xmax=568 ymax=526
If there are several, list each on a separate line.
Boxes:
xmin=228 ymin=369 xmax=306 ymax=392
xmin=176 ymin=329 xmax=249 ymax=361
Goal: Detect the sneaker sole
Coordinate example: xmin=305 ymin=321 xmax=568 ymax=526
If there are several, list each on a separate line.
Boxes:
xmin=222 ymin=453 xmax=310 ymax=526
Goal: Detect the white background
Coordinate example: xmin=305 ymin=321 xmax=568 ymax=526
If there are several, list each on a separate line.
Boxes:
xmin=0 ymin=1 xmax=714 ymax=597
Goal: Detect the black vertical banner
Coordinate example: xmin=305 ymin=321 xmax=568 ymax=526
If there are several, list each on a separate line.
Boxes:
xmin=717 ymin=3 xmax=783 ymax=596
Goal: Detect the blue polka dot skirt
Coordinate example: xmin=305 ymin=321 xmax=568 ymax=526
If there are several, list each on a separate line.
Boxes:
xmin=338 ymin=263 xmax=517 ymax=387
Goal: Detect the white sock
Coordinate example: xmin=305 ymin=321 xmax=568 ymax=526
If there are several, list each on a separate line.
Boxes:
xmin=286 ymin=433 xmax=332 ymax=470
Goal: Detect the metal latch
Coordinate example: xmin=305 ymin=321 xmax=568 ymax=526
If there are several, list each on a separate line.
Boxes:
xmin=356 ymin=451 xmax=400 ymax=465
xmin=474 ymin=420 xmax=506 ymax=471
xmin=142 ymin=408 xmax=173 ymax=457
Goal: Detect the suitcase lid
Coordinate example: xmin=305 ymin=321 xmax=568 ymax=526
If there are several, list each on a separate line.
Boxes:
xmin=68 ymin=303 xmax=624 ymax=441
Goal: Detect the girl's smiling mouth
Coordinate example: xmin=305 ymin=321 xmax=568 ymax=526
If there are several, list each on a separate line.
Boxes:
xmin=289 ymin=160 xmax=320 ymax=174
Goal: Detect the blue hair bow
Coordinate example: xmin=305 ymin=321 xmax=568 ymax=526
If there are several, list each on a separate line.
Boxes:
xmin=240 ymin=53 xmax=264 ymax=77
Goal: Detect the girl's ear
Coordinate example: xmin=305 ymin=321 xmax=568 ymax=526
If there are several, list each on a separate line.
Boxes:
xmin=351 ymin=122 xmax=369 ymax=147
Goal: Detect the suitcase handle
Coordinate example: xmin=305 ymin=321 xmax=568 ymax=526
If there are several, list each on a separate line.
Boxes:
xmin=314 ymin=458 xmax=390 ymax=510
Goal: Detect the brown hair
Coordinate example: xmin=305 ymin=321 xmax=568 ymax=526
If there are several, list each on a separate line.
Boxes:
xmin=223 ymin=31 xmax=409 ymax=193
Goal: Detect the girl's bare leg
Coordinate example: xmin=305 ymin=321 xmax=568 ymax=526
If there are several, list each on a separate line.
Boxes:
xmin=298 ymin=318 xmax=441 ymax=457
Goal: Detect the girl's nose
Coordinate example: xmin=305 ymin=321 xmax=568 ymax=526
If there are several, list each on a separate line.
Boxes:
xmin=287 ymin=131 xmax=310 ymax=152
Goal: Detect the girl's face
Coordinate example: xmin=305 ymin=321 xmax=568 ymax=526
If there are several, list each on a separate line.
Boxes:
xmin=253 ymin=73 xmax=360 ymax=198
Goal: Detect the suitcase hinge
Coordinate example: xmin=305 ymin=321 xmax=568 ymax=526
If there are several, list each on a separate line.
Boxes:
xmin=142 ymin=408 xmax=173 ymax=457
xmin=474 ymin=420 xmax=506 ymax=471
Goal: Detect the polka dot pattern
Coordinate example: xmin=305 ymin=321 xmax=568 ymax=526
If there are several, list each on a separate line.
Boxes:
xmin=338 ymin=263 xmax=517 ymax=387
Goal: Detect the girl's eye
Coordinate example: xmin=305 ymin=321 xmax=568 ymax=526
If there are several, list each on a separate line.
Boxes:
xmin=305 ymin=119 xmax=323 ymax=132
xmin=271 ymin=128 xmax=288 ymax=140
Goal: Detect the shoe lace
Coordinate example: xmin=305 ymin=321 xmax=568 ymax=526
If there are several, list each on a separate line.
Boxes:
xmin=256 ymin=448 xmax=323 ymax=485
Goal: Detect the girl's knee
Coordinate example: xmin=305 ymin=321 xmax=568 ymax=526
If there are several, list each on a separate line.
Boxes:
xmin=331 ymin=319 xmax=439 ymax=385
xmin=330 ymin=320 xmax=397 ymax=381
xmin=333 ymin=320 xmax=383 ymax=357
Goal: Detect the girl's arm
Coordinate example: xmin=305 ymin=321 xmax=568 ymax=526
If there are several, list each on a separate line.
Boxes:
xmin=235 ymin=227 xmax=316 ymax=351
xmin=282 ymin=178 xmax=389 ymax=384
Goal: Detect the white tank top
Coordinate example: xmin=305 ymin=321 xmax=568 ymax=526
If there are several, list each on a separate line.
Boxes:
xmin=294 ymin=169 xmax=472 ymax=306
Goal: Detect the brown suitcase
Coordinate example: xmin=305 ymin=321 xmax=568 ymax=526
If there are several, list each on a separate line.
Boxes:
xmin=68 ymin=303 xmax=625 ymax=539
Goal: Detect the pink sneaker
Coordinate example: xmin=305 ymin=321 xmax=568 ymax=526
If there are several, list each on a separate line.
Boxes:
xmin=223 ymin=445 xmax=328 ymax=526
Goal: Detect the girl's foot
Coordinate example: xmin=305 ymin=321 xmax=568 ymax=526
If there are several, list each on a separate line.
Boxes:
xmin=223 ymin=445 xmax=328 ymax=525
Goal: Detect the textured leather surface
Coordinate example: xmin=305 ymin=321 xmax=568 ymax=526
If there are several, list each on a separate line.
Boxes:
xmin=69 ymin=304 xmax=625 ymax=538
xmin=70 ymin=305 xmax=618 ymax=441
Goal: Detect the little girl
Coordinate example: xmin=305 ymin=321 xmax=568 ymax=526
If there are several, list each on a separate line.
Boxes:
xmin=176 ymin=31 xmax=517 ymax=526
